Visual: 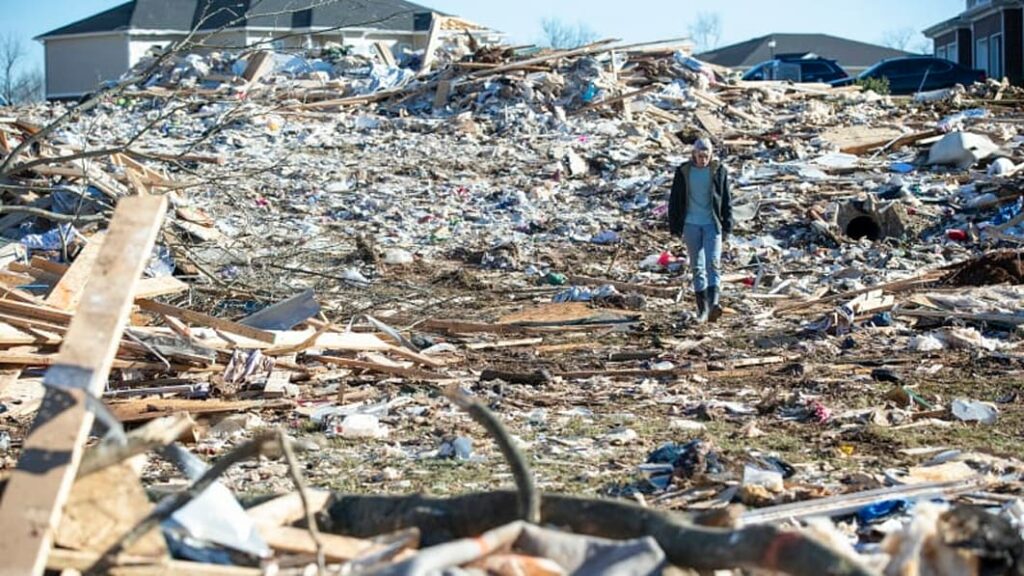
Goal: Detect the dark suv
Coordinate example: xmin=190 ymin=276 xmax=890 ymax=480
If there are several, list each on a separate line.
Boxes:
xmin=742 ymin=55 xmax=848 ymax=83
xmin=831 ymin=57 xmax=986 ymax=94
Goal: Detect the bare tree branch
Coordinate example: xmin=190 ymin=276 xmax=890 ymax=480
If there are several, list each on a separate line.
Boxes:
xmin=882 ymin=28 xmax=918 ymax=51
xmin=689 ymin=12 xmax=722 ymax=53
xmin=540 ymin=18 xmax=599 ymax=50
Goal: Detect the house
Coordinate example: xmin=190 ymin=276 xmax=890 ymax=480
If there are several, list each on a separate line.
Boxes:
xmin=35 ymin=0 xmax=500 ymax=100
xmin=697 ymin=33 xmax=914 ymax=75
xmin=924 ymin=0 xmax=1023 ymax=83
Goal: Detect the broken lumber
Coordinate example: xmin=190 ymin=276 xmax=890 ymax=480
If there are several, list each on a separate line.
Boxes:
xmin=0 ymin=195 xmax=167 ymax=576
xmin=309 ymin=354 xmax=447 ymax=380
xmin=45 ymin=231 xmax=106 ymax=311
xmin=136 ymin=299 xmax=277 ymax=344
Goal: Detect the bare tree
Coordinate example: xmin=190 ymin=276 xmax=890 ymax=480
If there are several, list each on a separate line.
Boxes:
xmin=912 ymin=37 xmax=934 ymax=56
xmin=540 ymin=18 xmax=599 ymax=50
xmin=13 ymin=68 xmax=44 ymax=103
xmin=1 ymin=32 xmax=25 ymax=103
xmin=881 ymin=27 xmax=917 ymax=51
xmin=0 ymin=32 xmax=43 ymax=104
xmin=689 ymin=12 xmax=722 ymax=53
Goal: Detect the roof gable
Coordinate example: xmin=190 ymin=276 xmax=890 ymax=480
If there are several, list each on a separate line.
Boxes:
xmin=699 ymin=33 xmax=915 ymax=69
xmin=36 ymin=1 xmax=135 ymax=38
xmin=38 ymin=0 xmax=441 ymax=39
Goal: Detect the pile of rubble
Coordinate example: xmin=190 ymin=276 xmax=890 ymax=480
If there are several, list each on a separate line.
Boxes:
xmin=0 ymin=27 xmax=1023 ymax=575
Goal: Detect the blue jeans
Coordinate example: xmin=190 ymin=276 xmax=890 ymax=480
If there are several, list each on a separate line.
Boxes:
xmin=683 ymin=223 xmax=721 ymax=293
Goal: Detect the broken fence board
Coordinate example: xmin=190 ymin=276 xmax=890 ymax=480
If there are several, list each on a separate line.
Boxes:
xmin=0 ymin=195 xmax=167 ymax=576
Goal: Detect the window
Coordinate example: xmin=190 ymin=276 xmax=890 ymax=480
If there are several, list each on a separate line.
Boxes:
xmin=990 ymin=33 xmax=1003 ymax=78
xmin=937 ymin=46 xmax=947 ymax=61
xmin=744 ymin=63 xmax=766 ymax=80
xmin=946 ymin=41 xmax=958 ymax=63
xmin=800 ymin=62 xmax=835 ymax=81
xmin=976 ymin=36 xmax=989 ymax=74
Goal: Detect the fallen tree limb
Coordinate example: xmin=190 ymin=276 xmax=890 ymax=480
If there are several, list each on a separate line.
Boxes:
xmin=324 ymin=491 xmax=873 ymax=576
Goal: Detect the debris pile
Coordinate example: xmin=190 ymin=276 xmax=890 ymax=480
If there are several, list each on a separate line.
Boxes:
xmin=0 ymin=28 xmax=1023 ymax=575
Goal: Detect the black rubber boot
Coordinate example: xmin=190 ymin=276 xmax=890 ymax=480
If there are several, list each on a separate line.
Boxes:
xmin=707 ymin=285 xmax=723 ymax=322
xmin=695 ymin=290 xmax=709 ymax=324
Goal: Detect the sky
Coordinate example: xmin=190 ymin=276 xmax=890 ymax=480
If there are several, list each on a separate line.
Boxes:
xmin=0 ymin=0 xmax=966 ymax=76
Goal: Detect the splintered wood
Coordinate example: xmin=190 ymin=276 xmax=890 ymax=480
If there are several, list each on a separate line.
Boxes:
xmin=0 ymin=195 xmax=167 ymax=576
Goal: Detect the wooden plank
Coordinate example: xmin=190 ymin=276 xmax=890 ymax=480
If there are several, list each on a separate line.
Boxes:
xmin=894 ymin=308 xmax=1024 ymax=328
xmin=773 ymin=270 xmax=945 ymax=315
xmin=0 ymin=297 xmax=74 ymax=324
xmin=534 ymin=342 xmax=594 ymax=355
xmin=30 ymin=256 xmax=68 ymax=276
xmin=109 ymin=398 xmax=291 ymax=424
xmin=466 ymin=337 xmax=544 ymax=351
xmin=742 ymin=476 xmax=989 ymax=525
xmin=464 ymin=39 xmax=617 ymax=80
xmin=136 ymin=299 xmax=277 ymax=344
xmin=8 ymin=262 xmax=62 ymax=285
xmin=374 ymin=41 xmax=396 ymax=67
xmin=433 ymin=79 xmax=453 ymax=109
xmin=0 ymin=270 xmax=36 ymax=287
xmin=242 ymin=50 xmax=274 ymax=84
xmin=55 ymin=462 xmax=167 ymax=557
xmin=308 ymin=354 xmax=447 ymax=380
xmin=45 ymin=232 xmax=106 ymax=311
xmin=695 ymin=110 xmax=725 ymax=137
xmin=25 ymin=257 xmax=186 ymax=300
xmin=133 ymin=276 xmax=188 ymax=300
xmin=419 ymin=13 xmax=445 ymax=74
xmin=246 ymin=490 xmax=331 ymax=527
xmin=0 ymin=310 xmax=68 ymax=335
xmin=0 ymin=352 xmax=170 ymax=370
xmin=47 ymin=548 xmax=261 ymax=575
xmin=0 ymin=195 xmax=167 ymax=576
xmin=573 ymin=84 xmax=658 ymax=115
xmin=259 ymin=524 xmax=378 ymax=563
xmin=385 ymin=344 xmax=445 ymax=368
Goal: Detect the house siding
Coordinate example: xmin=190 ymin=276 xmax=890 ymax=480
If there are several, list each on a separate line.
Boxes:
xmin=1004 ymin=8 xmax=1023 ymax=82
xmin=44 ymin=34 xmax=129 ymax=98
xmin=128 ymin=34 xmax=185 ymax=68
xmin=975 ymin=12 xmax=1003 ymax=37
xmin=935 ymin=31 xmax=957 ymax=48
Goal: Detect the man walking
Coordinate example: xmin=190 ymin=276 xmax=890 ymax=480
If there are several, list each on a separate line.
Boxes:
xmin=668 ymin=138 xmax=733 ymax=323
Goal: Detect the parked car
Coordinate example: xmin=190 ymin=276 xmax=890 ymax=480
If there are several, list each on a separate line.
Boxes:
xmin=742 ymin=54 xmax=848 ymax=83
xmin=831 ymin=57 xmax=985 ymax=94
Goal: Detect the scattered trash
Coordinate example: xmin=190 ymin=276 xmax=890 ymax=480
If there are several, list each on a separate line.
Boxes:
xmin=951 ymin=398 xmax=999 ymax=425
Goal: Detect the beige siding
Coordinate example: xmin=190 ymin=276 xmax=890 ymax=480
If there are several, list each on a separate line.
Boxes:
xmin=44 ymin=34 xmax=129 ymax=98
xmin=128 ymin=34 xmax=186 ymax=67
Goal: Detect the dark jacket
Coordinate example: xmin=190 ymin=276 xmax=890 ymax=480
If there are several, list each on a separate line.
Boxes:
xmin=668 ymin=160 xmax=733 ymax=237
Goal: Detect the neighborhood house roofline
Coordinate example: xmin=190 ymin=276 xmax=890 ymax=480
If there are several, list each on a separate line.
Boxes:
xmin=36 ymin=0 xmax=453 ymax=41
xmin=36 ymin=26 xmax=432 ymax=44
xmin=923 ymin=0 xmax=1023 ymax=37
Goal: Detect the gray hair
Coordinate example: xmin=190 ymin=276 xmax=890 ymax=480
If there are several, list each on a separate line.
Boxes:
xmin=693 ymin=138 xmax=713 ymax=152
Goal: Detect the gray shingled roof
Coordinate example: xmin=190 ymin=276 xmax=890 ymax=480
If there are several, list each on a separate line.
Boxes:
xmin=698 ymin=33 xmax=915 ymax=69
xmin=37 ymin=0 xmax=439 ymax=39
